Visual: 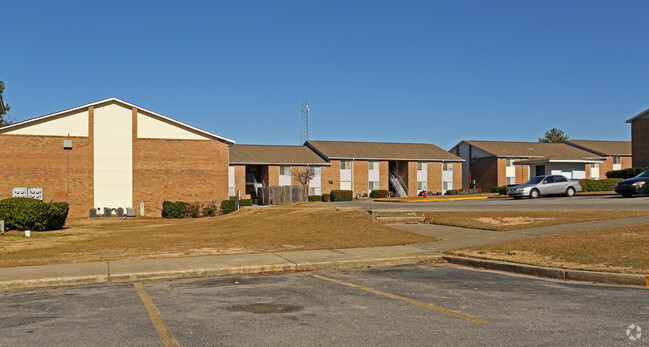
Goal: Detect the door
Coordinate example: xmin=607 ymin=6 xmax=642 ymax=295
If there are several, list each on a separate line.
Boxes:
xmin=535 ymin=165 xmax=545 ymax=176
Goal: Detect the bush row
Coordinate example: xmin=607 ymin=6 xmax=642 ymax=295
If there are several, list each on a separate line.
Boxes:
xmin=221 ymin=197 xmax=253 ymax=215
xmin=0 ymin=198 xmax=69 ymax=231
xmin=309 ymin=195 xmax=322 ymax=202
xmin=606 ymin=167 xmax=648 ymax=179
xmin=490 ymin=185 xmax=515 ymax=195
xmin=330 ymin=190 xmax=354 ymax=201
xmin=445 ymin=188 xmax=481 ymax=195
xmin=369 ymin=190 xmax=389 ymax=198
xmin=162 ymin=200 xmax=219 ymax=218
xmin=580 ymin=178 xmax=622 ymax=192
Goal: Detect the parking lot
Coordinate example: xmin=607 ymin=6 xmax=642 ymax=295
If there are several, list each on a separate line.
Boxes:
xmin=1 ymin=265 xmax=647 ymax=346
xmin=319 ymin=194 xmax=649 ymax=211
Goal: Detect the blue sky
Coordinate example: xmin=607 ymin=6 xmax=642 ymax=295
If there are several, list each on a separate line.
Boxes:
xmin=2 ymin=1 xmax=648 ymax=149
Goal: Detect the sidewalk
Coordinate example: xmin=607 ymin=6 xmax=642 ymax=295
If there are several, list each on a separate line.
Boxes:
xmin=2 ymin=215 xmax=648 ymax=291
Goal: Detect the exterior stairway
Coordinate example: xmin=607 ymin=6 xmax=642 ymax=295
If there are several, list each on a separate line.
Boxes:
xmin=388 ymin=169 xmax=408 ymax=197
xmin=370 ymin=210 xmax=425 ymax=224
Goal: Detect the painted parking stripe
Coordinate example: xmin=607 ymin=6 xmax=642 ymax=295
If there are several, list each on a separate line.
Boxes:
xmin=310 ymin=273 xmax=488 ymax=324
xmin=134 ymin=282 xmax=179 ymax=347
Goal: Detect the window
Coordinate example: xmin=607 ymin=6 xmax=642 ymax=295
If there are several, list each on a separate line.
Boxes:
xmin=417 ymin=162 xmax=427 ymax=171
xmin=506 ymin=177 xmax=516 ymax=185
xmin=443 ymin=162 xmax=453 ymax=171
xmin=340 ymin=160 xmax=351 ymax=170
xmin=369 ymin=181 xmax=380 ymax=191
xmin=279 ymin=165 xmax=291 ymax=176
xmin=310 ymin=166 xmax=321 ymax=176
xmin=442 ymin=181 xmax=453 ymax=191
xmin=554 ymin=176 xmax=567 ymax=182
xmin=309 ymin=187 xmax=321 ymax=195
xmin=368 ymin=161 xmax=379 ymax=171
xmin=417 ymin=181 xmax=428 ymax=191
xmin=506 ymin=158 xmax=515 ymax=166
xmin=340 ymin=181 xmax=352 ymax=190
xmin=613 ymin=156 xmax=621 ymax=165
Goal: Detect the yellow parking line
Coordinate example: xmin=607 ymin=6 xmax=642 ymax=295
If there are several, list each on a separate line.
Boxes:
xmin=310 ymin=273 xmax=488 ymax=324
xmin=377 ymin=196 xmax=489 ymax=203
xmin=134 ymin=282 xmax=179 ymax=347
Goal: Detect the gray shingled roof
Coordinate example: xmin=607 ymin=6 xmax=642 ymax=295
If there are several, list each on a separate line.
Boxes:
xmin=229 ymin=144 xmax=329 ymax=165
xmin=460 ymin=140 xmax=605 ymax=160
xmin=564 ymin=140 xmax=631 ymax=156
xmin=306 ymin=140 xmax=463 ymax=161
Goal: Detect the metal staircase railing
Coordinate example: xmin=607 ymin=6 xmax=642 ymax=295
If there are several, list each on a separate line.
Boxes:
xmin=389 ymin=169 xmax=408 ymax=197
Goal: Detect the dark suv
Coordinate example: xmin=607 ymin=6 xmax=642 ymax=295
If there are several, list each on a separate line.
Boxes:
xmin=614 ymin=169 xmax=649 ymax=198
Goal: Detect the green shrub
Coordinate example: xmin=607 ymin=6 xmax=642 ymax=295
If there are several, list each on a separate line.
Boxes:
xmin=445 ymin=188 xmax=481 ymax=195
xmin=201 ymin=202 xmax=218 ymax=217
xmin=490 ymin=185 xmax=512 ymax=195
xmin=309 ymin=195 xmax=322 ymax=202
xmin=606 ymin=167 xmax=648 ymax=179
xmin=321 ymin=194 xmax=330 ymax=202
xmin=162 ymin=201 xmax=188 ymax=218
xmin=220 ymin=198 xmax=253 ymax=215
xmin=369 ymin=190 xmax=389 ymax=198
xmin=0 ymin=198 xmax=69 ymax=231
xmin=330 ymin=190 xmax=353 ymax=201
xmin=580 ymin=178 xmax=622 ymax=192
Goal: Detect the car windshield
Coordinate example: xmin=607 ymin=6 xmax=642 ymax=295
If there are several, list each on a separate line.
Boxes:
xmin=635 ymin=170 xmax=649 ymax=178
xmin=524 ymin=176 xmax=545 ymax=184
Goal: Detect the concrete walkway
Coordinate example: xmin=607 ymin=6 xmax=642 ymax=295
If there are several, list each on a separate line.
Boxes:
xmin=2 ymin=215 xmax=648 ymax=291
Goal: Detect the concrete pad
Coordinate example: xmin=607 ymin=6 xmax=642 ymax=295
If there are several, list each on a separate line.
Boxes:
xmin=0 ymin=262 xmax=107 ymax=290
xmin=108 ymin=253 xmax=295 ymax=282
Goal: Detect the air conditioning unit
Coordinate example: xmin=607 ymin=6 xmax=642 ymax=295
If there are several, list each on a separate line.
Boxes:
xmin=28 ymin=188 xmax=43 ymax=200
xmin=13 ymin=188 xmax=27 ymax=198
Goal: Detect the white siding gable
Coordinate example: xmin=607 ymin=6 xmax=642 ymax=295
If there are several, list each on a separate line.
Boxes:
xmin=2 ymin=109 xmax=89 ymax=137
xmin=137 ymin=111 xmax=210 ymax=140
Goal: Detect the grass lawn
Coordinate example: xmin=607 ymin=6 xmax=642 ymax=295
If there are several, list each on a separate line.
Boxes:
xmin=0 ymin=207 xmax=437 ymax=268
xmin=447 ymin=223 xmax=649 ymax=274
xmin=424 ymin=210 xmax=649 ymax=231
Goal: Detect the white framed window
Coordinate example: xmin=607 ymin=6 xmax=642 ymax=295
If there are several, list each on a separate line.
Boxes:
xmin=369 ymin=181 xmax=380 ymax=191
xmin=443 ymin=162 xmax=453 ymax=171
xmin=279 ymin=165 xmax=291 ymax=176
xmin=506 ymin=177 xmax=516 ymax=185
xmin=417 ymin=161 xmax=427 ymax=171
xmin=506 ymin=158 xmax=515 ymax=166
xmin=309 ymin=187 xmax=321 ymax=195
xmin=613 ymin=157 xmax=621 ymax=165
xmin=310 ymin=166 xmax=321 ymax=176
xmin=340 ymin=181 xmax=352 ymax=190
xmin=340 ymin=160 xmax=351 ymax=170
xmin=228 ymin=165 xmax=235 ymax=196
xmin=368 ymin=161 xmax=379 ymax=171
xmin=417 ymin=181 xmax=428 ymax=192
xmin=442 ymin=181 xmax=453 ymax=191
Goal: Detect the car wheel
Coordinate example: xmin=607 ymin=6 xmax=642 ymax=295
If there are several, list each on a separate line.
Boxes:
xmin=513 ymin=196 xmax=522 ymax=200
xmin=622 ymin=193 xmax=633 ymax=198
xmin=529 ymin=189 xmax=539 ymax=199
xmin=565 ymin=187 xmax=575 ymax=197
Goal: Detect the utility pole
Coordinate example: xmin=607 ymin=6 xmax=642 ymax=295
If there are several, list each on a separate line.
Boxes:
xmin=300 ymin=99 xmax=310 ymax=145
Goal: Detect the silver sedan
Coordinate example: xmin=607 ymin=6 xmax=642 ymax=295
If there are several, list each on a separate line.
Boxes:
xmin=507 ymin=175 xmax=582 ymax=199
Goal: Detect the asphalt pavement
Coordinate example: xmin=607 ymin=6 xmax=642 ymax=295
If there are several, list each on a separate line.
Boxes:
xmin=1 ymin=265 xmax=647 ymax=346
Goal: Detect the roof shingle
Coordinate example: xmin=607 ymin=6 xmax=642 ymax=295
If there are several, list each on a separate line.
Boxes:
xmin=306 ymin=140 xmax=462 ymax=161
xmin=229 ymin=145 xmax=329 ymax=165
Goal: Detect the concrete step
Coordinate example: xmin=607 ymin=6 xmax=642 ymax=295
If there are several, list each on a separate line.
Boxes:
xmin=370 ymin=210 xmax=424 ymax=218
xmin=375 ymin=216 xmax=425 ymax=224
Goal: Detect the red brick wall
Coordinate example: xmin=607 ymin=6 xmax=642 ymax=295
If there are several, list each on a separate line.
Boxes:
xmin=133 ymin=138 xmax=229 ymax=216
xmin=472 ymin=156 xmax=498 ymax=191
xmin=321 ymin=160 xmax=340 ymax=194
xmin=453 ymin=162 xmax=462 ymax=189
xmin=514 ymin=160 xmax=529 ymax=184
xmin=407 ymin=161 xmax=418 ymax=197
xmin=0 ymin=134 xmax=93 ymax=217
xmin=234 ymin=165 xmax=247 ymax=198
xmin=379 ymin=161 xmax=389 ymax=190
xmin=427 ymin=161 xmax=442 ymax=194
xmin=632 ymin=118 xmax=649 ymax=167
xmin=353 ymin=160 xmax=369 ymax=196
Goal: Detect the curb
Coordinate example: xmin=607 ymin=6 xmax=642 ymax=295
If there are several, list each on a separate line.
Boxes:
xmin=0 ymin=255 xmax=441 ymax=292
xmin=443 ymin=255 xmax=649 ymax=288
xmin=374 ymin=196 xmax=489 ymax=203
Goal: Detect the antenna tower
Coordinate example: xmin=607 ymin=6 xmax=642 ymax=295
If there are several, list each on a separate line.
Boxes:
xmin=300 ymin=99 xmax=310 ymax=144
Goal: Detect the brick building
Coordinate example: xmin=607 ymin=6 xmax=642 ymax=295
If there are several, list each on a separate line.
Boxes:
xmin=228 ymin=144 xmax=329 ymax=200
xmin=450 ymin=140 xmax=606 ymax=191
xmin=305 ymin=140 xmax=463 ymax=197
xmin=0 ymin=98 xmax=234 ymax=217
xmin=563 ymin=140 xmax=632 ymax=178
xmin=626 ymin=109 xmax=649 ymax=167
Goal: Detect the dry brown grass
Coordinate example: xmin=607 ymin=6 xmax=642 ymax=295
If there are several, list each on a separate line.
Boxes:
xmin=448 ymin=223 xmax=649 ymax=274
xmin=424 ymin=210 xmax=649 ymax=231
xmin=0 ymin=207 xmax=437 ymax=268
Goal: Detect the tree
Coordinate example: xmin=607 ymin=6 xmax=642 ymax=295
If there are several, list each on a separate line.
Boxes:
xmin=0 ymin=81 xmax=13 ymax=126
xmin=538 ymin=128 xmax=569 ymax=143
xmin=295 ymin=166 xmax=316 ymax=188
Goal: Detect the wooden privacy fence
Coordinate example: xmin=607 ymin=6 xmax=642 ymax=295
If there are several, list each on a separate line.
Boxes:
xmin=258 ymin=185 xmax=308 ymax=206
